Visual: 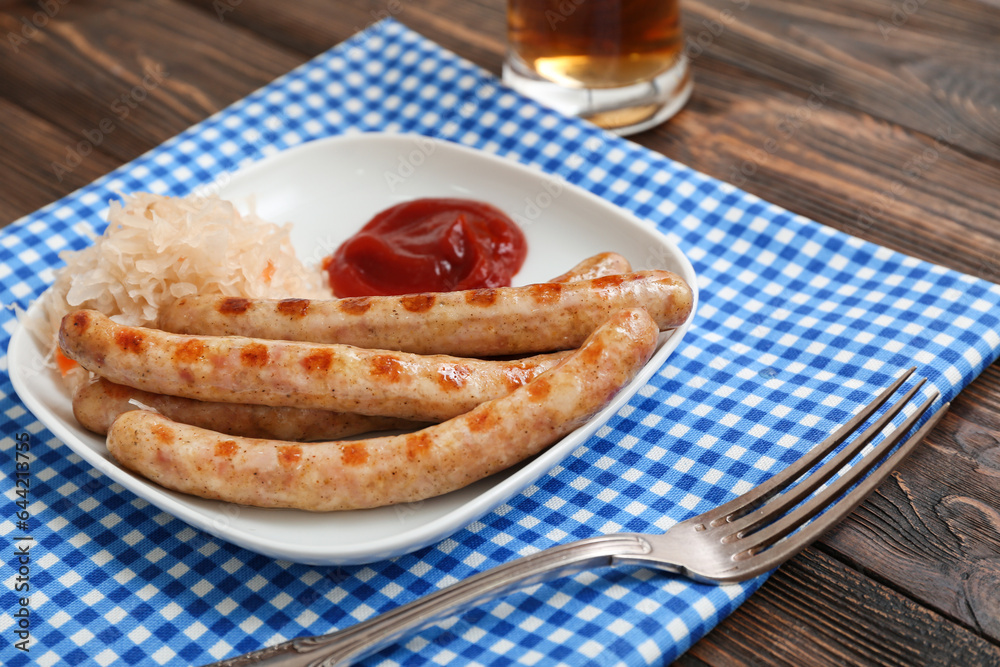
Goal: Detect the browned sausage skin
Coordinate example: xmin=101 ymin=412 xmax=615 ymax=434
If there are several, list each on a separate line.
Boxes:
xmin=549 ymin=252 xmax=631 ymax=283
xmin=73 ymin=377 xmax=426 ymax=440
xmin=58 ymin=310 xmax=572 ymax=421
xmin=106 ymin=308 xmax=659 ymax=511
xmin=157 ymin=270 xmax=692 ymax=356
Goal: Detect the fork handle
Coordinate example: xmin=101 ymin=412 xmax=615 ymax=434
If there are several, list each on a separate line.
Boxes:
xmin=211 ymin=534 xmax=653 ymax=667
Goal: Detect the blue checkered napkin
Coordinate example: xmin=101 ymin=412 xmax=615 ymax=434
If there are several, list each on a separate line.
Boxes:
xmin=1 ymin=17 xmax=999 ymax=667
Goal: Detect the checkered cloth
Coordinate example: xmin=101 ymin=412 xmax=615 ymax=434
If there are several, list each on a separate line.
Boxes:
xmin=2 ymin=18 xmax=998 ymax=667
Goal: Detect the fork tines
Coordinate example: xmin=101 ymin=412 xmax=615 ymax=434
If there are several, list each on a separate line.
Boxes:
xmin=717 ymin=367 xmax=948 ymax=567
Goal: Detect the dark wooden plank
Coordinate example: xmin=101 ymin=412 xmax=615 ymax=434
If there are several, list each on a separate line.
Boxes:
xmin=0 ymin=0 xmax=304 ymax=183
xmin=675 ymin=0 xmax=1000 ymax=164
xmin=675 ymin=548 xmax=1000 ymax=666
xmin=193 ymin=0 xmax=373 ymax=53
xmin=0 ymin=97 xmax=121 ymax=224
xmin=178 ymin=0 xmax=508 ymax=68
xmin=817 ymin=367 xmax=1000 ymax=644
xmin=958 ymin=362 xmax=1000 ymax=420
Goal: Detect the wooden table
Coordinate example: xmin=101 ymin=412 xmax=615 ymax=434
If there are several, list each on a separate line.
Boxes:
xmin=3 ymin=0 xmax=999 ymax=664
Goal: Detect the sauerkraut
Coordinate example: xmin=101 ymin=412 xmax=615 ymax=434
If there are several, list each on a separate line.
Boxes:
xmin=33 ymin=192 xmax=329 ymax=355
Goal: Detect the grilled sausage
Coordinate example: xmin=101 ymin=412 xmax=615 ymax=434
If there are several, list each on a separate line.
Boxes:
xmin=157 ymin=270 xmax=691 ymax=356
xmin=72 ymin=377 xmax=426 ymax=441
xmin=59 ymin=310 xmax=572 ymax=422
xmin=106 ymin=308 xmax=659 ymax=511
xmin=70 ymin=254 xmax=632 ymax=439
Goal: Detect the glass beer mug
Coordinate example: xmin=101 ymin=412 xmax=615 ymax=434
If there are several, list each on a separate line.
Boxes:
xmin=503 ymin=0 xmax=691 ymax=136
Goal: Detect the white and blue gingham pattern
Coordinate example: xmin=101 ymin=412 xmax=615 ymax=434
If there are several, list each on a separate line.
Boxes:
xmin=2 ymin=19 xmax=999 ymax=667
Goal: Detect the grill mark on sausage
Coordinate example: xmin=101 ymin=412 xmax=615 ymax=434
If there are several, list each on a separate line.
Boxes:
xmin=528 ymin=283 xmax=562 ymax=304
xmin=406 ymin=432 xmax=432 ymax=461
xmin=278 ymin=445 xmax=302 ymax=467
xmin=301 ymin=350 xmax=334 ymax=373
xmin=401 ymin=294 xmax=435 ymax=312
xmin=114 ymin=329 xmax=145 ymax=354
xmin=466 ymin=408 xmax=497 ymax=432
xmin=502 ymin=364 xmax=535 ymax=391
xmin=592 ymin=275 xmax=626 ymax=289
xmin=152 ymin=424 xmax=174 ymax=445
xmin=581 ymin=341 xmax=605 ymax=365
xmin=370 ymin=354 xmax=404 ymax=381
xmin=240 ymin=342 xmax=269 ymax=367
xmin=218 ymin=297 xmax=252 ymax=315
xmin=175 ymin=339 xmax=205 ymax=363
xmin=215 ymin=440 xmax=238 ymax=457
xmin=67 ymin=310 xmax=91 ymax=333
xmin=338 ymin=297 xmax=372 ymax=315
xmin=277 ymin=298 xmax=311 ymax=317
xmin=341 ymin=442 xmax=368 ymax=466
xmin=465 ymin=288 xmax=497 ymax=306
xmin=437 ymin=364 xmax=471 ymax=390
xmin=527 ymin=377 xmax=552 ymax=402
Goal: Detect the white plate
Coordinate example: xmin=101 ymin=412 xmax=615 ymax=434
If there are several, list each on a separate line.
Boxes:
xmin=9 ymin=133 xmax=698 ymax=565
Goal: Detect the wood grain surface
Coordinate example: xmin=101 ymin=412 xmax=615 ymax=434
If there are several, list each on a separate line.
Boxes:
xmin=1 ymin=0 xmax=998 ymax=664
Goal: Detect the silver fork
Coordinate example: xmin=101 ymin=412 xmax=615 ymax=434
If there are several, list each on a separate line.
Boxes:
xmin=213 ymin=367 xmax=948 ymax=667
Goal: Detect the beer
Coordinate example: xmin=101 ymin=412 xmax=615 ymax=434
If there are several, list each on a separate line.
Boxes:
xmin=507 ymin=0 xmax=684 ymax=90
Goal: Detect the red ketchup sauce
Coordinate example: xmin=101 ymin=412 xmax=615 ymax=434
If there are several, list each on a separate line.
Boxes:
xmin=323 ymin=198 xmax=528 ymax=297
